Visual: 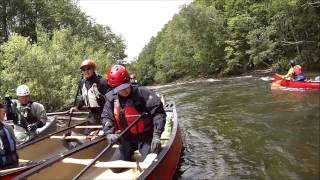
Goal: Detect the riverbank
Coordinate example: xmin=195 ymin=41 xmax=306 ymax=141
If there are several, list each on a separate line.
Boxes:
xmin=146 ymin=68 xmax=319 ymax=89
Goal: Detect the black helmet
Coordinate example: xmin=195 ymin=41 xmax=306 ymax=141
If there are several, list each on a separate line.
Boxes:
xmin=130 ymin=74 xmax=136 ymax=79
xmin=289 ymin=59 xmax=295 ymax=66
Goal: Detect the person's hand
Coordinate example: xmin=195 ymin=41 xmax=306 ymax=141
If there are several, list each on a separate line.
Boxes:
xmin=86 ymin=130 xmax=104 ymax=141
xmin=106 ymin=133 xmax=120 ymax=144
xmin=27 ymin=123 xmax=37 ymax=132
xmin=86 ymin=134 xmax=97 ymax=141
xmin=70 ymin=107 xmax=79 ymax=113
xmin=150 ymin=133 xmax=161 ymax=154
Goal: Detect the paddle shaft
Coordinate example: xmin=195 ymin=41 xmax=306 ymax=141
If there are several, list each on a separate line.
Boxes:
xmin=46 ymin=111 xmax=69 ymax=116
xmin=73 ymin=112 xmax=147 ymax=180
xmin=68 ymin=77 xmax=81 ymax=127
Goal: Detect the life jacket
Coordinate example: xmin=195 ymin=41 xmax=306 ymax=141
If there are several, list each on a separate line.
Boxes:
xmin=17 ymin=101 xmax=37 ymax=124
xmin=293 ymin=65 xmax=302 ymax=75
xmin=13 ymin=101 xmax=37 ymax=129
xmin=0 ymin=123 xmax=18 ymax=168
xmin=113 ymin=98 xmax=145 ymax=134
xmin=81 ymin=82 xmax=101 ymax=108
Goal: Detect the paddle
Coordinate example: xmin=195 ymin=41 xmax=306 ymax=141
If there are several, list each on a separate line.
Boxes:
xmin=73 ymin=112 xmax=148 ymax=180
xmin=46 ymin=111 xmax=69 ymax=116
xmin=68 ymin=78 xmax=81 ymax=127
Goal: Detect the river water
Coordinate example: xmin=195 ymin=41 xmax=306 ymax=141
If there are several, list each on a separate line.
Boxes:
xmin=156 ymin=76 xmax=319 ymax=180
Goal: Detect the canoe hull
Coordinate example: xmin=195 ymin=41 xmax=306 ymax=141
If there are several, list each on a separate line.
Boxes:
xmin=139 ymin=101 xmax=183 ymax=179
xmin=144 ymin=125 xmax=182 ymax=179
xmin=273 ymin=74 xmax=320 ymax=90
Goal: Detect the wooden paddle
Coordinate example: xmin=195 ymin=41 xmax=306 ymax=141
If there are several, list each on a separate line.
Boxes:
xmin=74 ymin=125 xmax=102 ymax=129
xmin=46 ymin=111 xmax=89 ymax=116
xmin=50 ymin=135 xmax=88 ymax=140
xmin=73 ymin=112 xmax=148 ymax=180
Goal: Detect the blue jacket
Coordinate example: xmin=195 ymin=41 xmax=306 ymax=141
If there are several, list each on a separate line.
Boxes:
xmin=0 ymin=122 xmax=18 ymax=168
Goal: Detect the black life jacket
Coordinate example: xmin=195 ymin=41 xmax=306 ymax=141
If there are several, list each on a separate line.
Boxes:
xmin=0 ymin=123 xmax=18 ymax=168
xmin=13 ymin=101 xmax=37 ymax=129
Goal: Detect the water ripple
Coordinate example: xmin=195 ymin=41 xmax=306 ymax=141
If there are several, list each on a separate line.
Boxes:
xmin=158 ymin=77 xmax=319 ymax=179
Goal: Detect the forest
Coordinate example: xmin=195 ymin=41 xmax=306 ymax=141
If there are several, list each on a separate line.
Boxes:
xmin=0 ymin=0 xmax=319 ymax=110
xmin=131 ymin=0 xmax=320 ymax=84
xmin=0 ymin=0 xmax=126 ymax=111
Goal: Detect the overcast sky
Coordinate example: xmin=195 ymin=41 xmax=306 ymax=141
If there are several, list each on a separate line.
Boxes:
xmin=78 ymin=0 xmax=192 ymax=62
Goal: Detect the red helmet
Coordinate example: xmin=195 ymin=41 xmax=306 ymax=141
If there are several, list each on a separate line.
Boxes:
xmin=80 ymin=59 xmax=96 ymax=69
xmin=107 ymin=65 xmax=129 ymax=88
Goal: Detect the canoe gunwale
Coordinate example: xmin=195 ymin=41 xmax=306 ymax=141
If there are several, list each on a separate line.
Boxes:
xmin=0 ymin=161 xmax=40 ymax=177
xmin=138 ymin=101 xmax=182 ymax=179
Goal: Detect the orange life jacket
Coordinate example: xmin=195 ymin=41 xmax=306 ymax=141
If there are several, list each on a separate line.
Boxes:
xmin=113 ymin=99 xmax=145 ymax=134
xmin=293 ymin=65 xmax=302 ymax=75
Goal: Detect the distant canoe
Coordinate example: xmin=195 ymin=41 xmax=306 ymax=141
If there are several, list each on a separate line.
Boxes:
xmin=272 ymin=74 xmax=320 ymax=90
xmin=14 ymin=101 xmax=183 ymax=180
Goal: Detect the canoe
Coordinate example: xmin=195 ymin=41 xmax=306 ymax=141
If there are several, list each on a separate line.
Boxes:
xmin=4 ymin=115 xmax=57 ymax=147
xmin=0 ymin=114 xmax=95 ymax=179
xmin=4 ymin=111 xmax=90 ymax=147
xmin=22 ymin=115 xmax=57 ymax=145
xmin=14 ymin=100 xmax=183 ymax=180
xmin=272 ymin=74 xmax=320 ymax=90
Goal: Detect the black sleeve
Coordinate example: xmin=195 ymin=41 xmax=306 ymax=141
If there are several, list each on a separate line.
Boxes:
xmin=97 ymin=77 xmax=110 ymax=107
xmin=99 ymin=77 xmax=111 ymax=95
xmin=101 ymin=92 xmax=116 ymax=134
xmin=5 ymin=100 xmax=18 ymax=121
xmin=138 ymin=87 xmax=166 ymax=135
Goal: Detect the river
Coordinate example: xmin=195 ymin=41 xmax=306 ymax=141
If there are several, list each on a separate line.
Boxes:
xmin=156 ymin=76 xmax=319 ymax=179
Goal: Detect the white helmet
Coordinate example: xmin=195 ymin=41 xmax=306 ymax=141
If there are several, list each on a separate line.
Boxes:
xmin=16 ymin=85 xmax=30 ymax=96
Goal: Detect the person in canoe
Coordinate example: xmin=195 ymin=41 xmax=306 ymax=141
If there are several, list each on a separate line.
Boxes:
xmin=70 ymin=59 xmax=111 ymax=139
xmin=101 ymin=65 xmax=166 ymax=172
xmin=5 ymin=85 xmax=47 ymax=144
xmin=282 ymin=60 xmax=305 ymax=81
xmin=129 ymin=74 xmax=139 ymax=85
xmin=0 ymin=98 xmax=19 ymax=169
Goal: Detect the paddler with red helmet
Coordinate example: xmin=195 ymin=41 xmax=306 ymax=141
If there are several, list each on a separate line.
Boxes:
xmin=101 ymin=64 xmax=166 ymax=171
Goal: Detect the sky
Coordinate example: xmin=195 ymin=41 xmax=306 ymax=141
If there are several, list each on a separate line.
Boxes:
xmin=78 ymin=0 xmax=192 ymax=62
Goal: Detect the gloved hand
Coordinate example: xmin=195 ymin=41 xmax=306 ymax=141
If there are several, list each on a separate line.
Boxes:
xmin=106 ymin=133 xmax=120 ymax=144
xmin=150 ymin=133 xmax=161 ymax=154
xmin=27 ymin=123 xmax=38 ymax=132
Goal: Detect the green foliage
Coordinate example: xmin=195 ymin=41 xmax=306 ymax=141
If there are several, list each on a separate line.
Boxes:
xmin=0 ymin=28 xmax=117 ymax=112
xmin=133 ymin=3 xmax=227 ymax=84
xmin=133 ymin=0 xmax=320 ymax=84
xmin=0 ymin=0 xmax=126 ymax=111
xmin=0 ymin=0 xmax=126 ymax=61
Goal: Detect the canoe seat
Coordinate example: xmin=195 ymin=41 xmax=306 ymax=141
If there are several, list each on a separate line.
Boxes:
xmin=62 ymin=153 xmax=157 ymax=170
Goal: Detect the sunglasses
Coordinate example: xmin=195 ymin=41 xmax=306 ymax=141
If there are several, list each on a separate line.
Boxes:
xmin=82 ymin=67 xmax=92 ymax=71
